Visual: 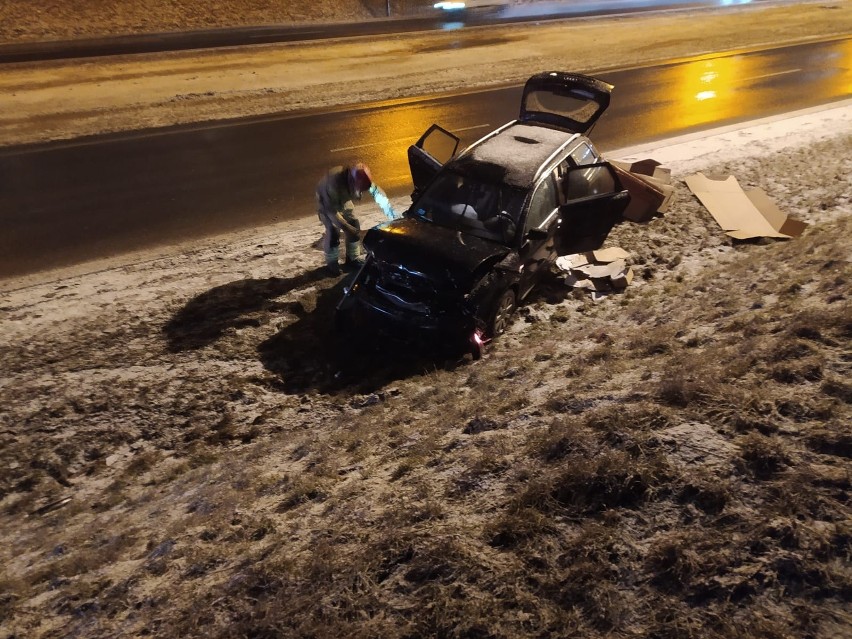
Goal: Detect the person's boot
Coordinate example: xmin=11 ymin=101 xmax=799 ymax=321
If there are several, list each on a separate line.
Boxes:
xmin=342 ymin=257 xmax=364 ymax=272
xmin=325 ymin=246 xmax=341 ymax=276
xmin=343 ymin=241 xmax=363 ymax=272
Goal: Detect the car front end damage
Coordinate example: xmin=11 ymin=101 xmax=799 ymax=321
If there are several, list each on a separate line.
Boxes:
xmin=337 ymin=72 xmax=625 ymax=354
xmin=337 ymin=255 xmax=475 ymax=341
xmin=335 ymin=219 xmax=515 ymax=353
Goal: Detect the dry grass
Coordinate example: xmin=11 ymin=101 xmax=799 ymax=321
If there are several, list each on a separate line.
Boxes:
xmin=1 ymin=138 xmax=850 ymax=638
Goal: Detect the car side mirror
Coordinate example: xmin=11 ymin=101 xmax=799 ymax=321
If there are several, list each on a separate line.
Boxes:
xmin=526 ymin=227 xmax=548 ymax=241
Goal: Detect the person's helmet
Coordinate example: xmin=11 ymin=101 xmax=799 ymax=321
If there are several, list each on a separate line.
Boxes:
xmin=348 ymin=163 xmax=373 ymax=199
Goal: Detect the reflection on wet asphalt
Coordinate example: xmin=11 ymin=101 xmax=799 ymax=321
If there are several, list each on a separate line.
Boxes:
xmin=0 ymin=38 xmax=848 ymax=279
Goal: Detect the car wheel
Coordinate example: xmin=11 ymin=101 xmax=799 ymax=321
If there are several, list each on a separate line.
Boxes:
xmin=487 ymin=288 xmax=516 ymax=338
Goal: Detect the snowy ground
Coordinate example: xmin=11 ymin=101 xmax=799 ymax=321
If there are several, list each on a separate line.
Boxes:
xmin=0 ymin=99 xmax=849 ymax=638
xmin=0 ymin=0 xmax=372 ymax=43
xmin=0 ymin=2 xmax=850 ymax=635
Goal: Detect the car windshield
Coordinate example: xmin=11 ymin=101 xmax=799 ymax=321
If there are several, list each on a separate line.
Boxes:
xmin=409 ymin=163 xmax=525 ymax=243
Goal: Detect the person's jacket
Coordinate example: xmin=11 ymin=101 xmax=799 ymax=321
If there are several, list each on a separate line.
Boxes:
xmin=316 ymin=166 xmax=357 ymax=225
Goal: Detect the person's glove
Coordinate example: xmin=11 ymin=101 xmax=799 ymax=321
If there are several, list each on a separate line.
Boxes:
xmin=336 ymin=212 xmax=360 ymax=237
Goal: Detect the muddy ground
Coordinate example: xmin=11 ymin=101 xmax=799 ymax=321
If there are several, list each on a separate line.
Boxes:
xmin=0 ymin=104 xmax=849 ymax=636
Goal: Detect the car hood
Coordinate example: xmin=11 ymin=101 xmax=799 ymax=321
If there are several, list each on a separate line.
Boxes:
xmin=363 ymin=217 xmax=510 ymax=289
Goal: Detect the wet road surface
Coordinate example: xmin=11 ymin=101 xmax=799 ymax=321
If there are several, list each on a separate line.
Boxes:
xmin=0 ymin=37 xmax=849 ymax=280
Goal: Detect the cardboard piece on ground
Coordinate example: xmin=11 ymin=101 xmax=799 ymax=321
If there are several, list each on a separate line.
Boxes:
xmin=740 ymin=187 xmax=808 ymax=239
xmin=555 ymin=253 xmax=590 ymax=270
xmin=575 ymin=258 xmax=626 ymax=280
xmin=684 ymin=173 xmax=807 ymax=240
xmin=561 ymin=247 xmax=630 ymax=271
xmin=619 ymin=158 xmax=660 ymax=176
xmin=589 ymin=246 xmax=630 ymax=263
xmin=611 ymin=159 xmax=671 ymax=184
xmin=609 ymin=160 xmax=675 ymax=223
xmin=564 ymin=274 xmax=600 ymax=290
xmin=558 ymin=249 xmax=633 ymax=294
xmin=611 ymin=266 xmax=634 ymax=289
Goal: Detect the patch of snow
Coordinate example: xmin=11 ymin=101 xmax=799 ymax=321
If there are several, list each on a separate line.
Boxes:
xmin=610 ymin=98 xmax=852 ymax=176
xmin=469 ymin=122 xmax=575 ymax=186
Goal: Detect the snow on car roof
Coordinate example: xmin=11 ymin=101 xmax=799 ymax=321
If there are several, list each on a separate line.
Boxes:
xmin=464 ymin=122 xmax=577 ymax=187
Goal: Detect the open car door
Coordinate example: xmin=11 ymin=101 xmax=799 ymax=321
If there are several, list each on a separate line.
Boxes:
xmin=408 ymin=124 xmax=460 ymax=200
xmin=520 ymin=72 xmax=613 ymax=135
xmin=555 ymin=162 xmax=630 ymax=255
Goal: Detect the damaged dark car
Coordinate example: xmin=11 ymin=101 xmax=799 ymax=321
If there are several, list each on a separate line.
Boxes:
xmin=336 ymin=72 xmax=631 ymax=356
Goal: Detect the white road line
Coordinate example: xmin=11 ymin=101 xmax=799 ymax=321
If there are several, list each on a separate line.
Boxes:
xmin=330 ymin=123 xmax=490 ymax=153
xmin=740 ymin=68 xmax=802 ymax=82
xmin=331 ymin=137 xmax=415 ymax=153
xmin=454 ymin=124 xmax=493 ymax=133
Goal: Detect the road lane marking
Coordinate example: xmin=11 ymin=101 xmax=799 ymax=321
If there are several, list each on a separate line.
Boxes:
xmin=330 ymin=124 xmax=490 ymax=153
xmin=740 ymin=68 xmax=802 ymax=82
xmin=452 ymin=124 xmax=493 ymax=133
xmin=331 ymin=137 xmax=419 ymax=153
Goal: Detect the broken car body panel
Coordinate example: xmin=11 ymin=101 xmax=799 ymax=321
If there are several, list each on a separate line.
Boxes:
xmin=362 ymin=217 xmax=510 ymax=291
xmin=337 ymin=72 xmax=628 ymax=351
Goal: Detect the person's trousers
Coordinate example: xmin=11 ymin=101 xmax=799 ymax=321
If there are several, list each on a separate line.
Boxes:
xmin=319 ymin=212 xmax=360 ymax=264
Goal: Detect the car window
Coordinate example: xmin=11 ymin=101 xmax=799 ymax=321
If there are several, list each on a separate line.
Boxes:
xmin=420 ymin=126 xmax=459 ymax=165
xmin=411 ymin=167 xmax=525 ymax=243
xmin=562 ymin=165 xmax=616 ymax=201
xmin=569 ymin=142 xmax=598 ymax=167
xmin=525 ymin=175 xmax=558 ymax=231
xmin=523 ymin=90 xmax=601 ymax=125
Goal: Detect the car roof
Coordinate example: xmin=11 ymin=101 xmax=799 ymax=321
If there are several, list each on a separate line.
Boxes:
xmin=458 ymin=121 xmax=580 ymax=188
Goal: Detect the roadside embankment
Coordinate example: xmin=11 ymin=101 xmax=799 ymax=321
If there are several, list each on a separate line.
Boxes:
xmin=0 ymin=0 xmax=371 ymax=44
xmin=1 ymin=102 xmax=849 ymax=638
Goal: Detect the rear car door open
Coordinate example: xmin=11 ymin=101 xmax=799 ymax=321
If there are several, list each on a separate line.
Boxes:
xmin=555 ymin=163 xmax=630 ymax=255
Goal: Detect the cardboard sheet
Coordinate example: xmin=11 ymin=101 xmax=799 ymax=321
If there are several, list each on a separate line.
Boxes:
xmin=557 ymin=248 xmax=633 ymax=294
xmin=555 ymin=253 xmax=590 ymax=270
xmin=574 ymin=259 xmax=627 ymax=280
xmin=684 ymin=173 xmax=807 ymax=240
xmin=610 ymin=265 xmax=634 ymax=289
xmin=564 ymin=274 xmax=604 ymax=290
xmin=590 ymin=247 xmax=630 ymax=263
xmin=609 ymin=159 xmax=675 ymax=223
xmin=555 ymin=248 xmax=629 ymax=271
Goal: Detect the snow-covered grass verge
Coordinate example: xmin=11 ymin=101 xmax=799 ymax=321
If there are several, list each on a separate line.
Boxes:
xmin=0 ymin=103 xmax=849 ymax=639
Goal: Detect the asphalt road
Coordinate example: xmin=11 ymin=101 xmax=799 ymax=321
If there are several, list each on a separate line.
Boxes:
xmin=0 ymin=37 xmax=849 ymax=280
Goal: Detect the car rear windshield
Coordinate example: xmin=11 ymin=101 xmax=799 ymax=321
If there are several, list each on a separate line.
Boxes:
xmin=410 ymin=165 xmax=525 ymax=243
xmin=524 ymin=89 xmax=602 ymax=126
